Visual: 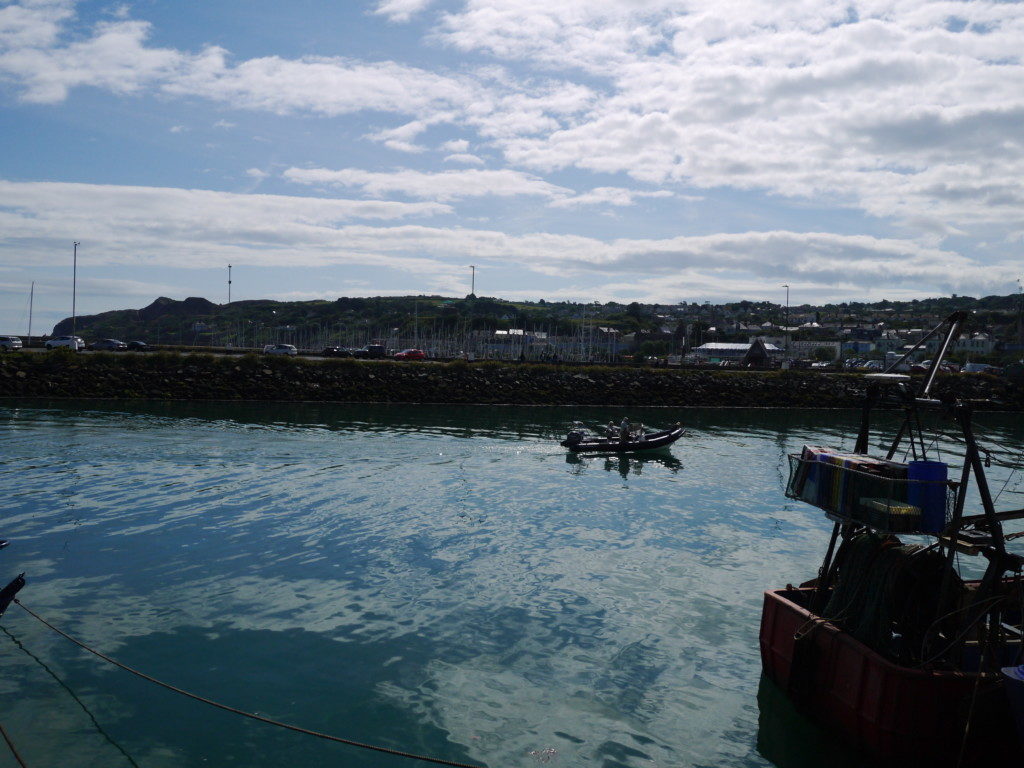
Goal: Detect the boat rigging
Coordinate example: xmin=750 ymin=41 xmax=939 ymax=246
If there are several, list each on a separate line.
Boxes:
xmin=760 ymin=310 xmax=1024 ymax=765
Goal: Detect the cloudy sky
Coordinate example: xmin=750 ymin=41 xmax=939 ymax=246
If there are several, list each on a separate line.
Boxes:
xmin=1 ymin=0 xmax=1022 ymax=333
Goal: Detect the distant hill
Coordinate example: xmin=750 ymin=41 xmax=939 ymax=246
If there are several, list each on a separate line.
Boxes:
xmin=51 ymin=291 xmax=1023 ymax=349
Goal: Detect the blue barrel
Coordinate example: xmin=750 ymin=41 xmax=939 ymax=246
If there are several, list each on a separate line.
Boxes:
xmin=907 ymin=460 xmax=947 ymax=533
xmin=1002 ymin=665 xmax=1024 ymax=747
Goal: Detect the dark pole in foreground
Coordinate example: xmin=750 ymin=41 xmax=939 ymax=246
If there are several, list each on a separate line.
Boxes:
xmin=228 ymin=264 xmax=232 ymax=304
xmin=72 ymin=241 xmax=80 ymax=337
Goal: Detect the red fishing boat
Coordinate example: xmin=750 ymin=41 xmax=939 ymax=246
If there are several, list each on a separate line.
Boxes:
xmin=759 ymin=311 xmax=1024 ymax=766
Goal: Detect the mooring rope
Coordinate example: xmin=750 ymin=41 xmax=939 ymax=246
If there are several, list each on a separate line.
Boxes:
xmin=0 ymin=625 xmax=140 ymax=768
xmin=0 ymin=721 xmax=28 ymax=768
xmin=13 ymin=600 xmax=485 ymax=768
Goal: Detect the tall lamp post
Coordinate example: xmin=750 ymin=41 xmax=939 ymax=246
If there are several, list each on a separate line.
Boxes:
xmin=228 ymin=264 xmax=232 ymax=304
xmin=470 ymin=265 xmax=476 ymax=296
xmin=1017 ymin=277 xmax=1022 ymax=345
xmin=72 ymin=241 xmax=80 ymax=337
xmin=782 ymin=283 xmax=790 ymax=355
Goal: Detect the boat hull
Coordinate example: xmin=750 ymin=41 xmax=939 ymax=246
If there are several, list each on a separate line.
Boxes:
xmin=759 ymin=586 xmax=1021 ymax=765
xmin=561 ymin=426 xmax=683 ymax=453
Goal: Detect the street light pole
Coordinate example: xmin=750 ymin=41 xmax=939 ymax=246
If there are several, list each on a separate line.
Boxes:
xmin=782 ymin=284 xmax=790 ymax=355
xmin=1017 ymin=277 xmax=1022 ymax=345
xmin=470 ymin=265 xmax=476 ymax=296
xmin=228 ymin=264 xmax=232 ymax=304
xmin=72 ymin=241 xmax=80 ymax=337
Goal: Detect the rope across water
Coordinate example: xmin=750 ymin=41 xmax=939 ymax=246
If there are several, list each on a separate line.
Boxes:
xmin=12 ymin=600 xmax=486 ymax=768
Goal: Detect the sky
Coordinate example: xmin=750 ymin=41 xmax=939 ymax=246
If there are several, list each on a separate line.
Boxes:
xmin=1 ymin=0 xmax=1023 ymax=334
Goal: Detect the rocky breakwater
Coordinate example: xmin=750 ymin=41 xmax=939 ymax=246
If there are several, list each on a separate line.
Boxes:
xmin=0 ymin=351 xmax=1020 ymax=409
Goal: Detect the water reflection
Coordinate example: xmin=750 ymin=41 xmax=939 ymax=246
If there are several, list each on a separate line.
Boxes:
xmin=564 ymin=451 xmax=683 ymax=478
xmin=2 ymin=397 xmax=934 ymax=445
xmin=0 ymin=625 xmax=141 ymax=767
xmin=755 ymin=675 xmax=866 ymax=768
xmin=2 ymin=400 xmax=1022 ymax=768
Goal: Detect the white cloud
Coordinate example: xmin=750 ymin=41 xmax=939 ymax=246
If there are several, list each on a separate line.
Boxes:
xmin=443 ymin=153 xmax=484 ymax=165
xmin=282 ymin=167 xmax=571 ymax=202
xmin=373 ymin=0 xmax=436 ymax=23
xmin=364 ymin=119 xmax=436 ymax=153
xmin=0 ymin=0 xmax=73 ymax=50
xmin=0 ymin=179 xmax=1012 ymax=303
xmin=283 ymin=168 xmax=671 ymax=208
xmin=245 ymin=168 xmax=269 ymax=179
xmin=0 ymin=179 xmax=453 ymax=269
xmin=5 ymin=1 xmax=1024 ymax=245
xmin=169 ymin=124 xmax=185 ymax=133
xmin=213 ymin=119 xmax=235 ymax=128
xmin=165 ymin=48 xmax=478 ymax=118
xmin=2 ymin=0 xmax=1024 ymax=308
xmin=548 ymin=186 xmax=672 ymax=208
xmin=0 ymin=17 xmax=182 ymax=103
xmin=434 ymin=1 xmax=1024 ymax=237
xmin=0 ymin=11 xmax=480 ymax=115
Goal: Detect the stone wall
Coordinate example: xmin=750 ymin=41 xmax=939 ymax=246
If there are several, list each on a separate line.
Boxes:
xmin=0 ymin=351 xmax=1020 ymax=409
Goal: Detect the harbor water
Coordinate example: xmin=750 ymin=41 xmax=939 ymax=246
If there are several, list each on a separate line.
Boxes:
xmin=1 ymin=400 xmax=1022 ymax=768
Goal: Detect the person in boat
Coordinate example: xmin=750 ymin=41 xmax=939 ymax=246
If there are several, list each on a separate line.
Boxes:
xmin=605 ymin=421 xmax=617 ymax=439
xmin=619 ymin=417 xmax=631 ymax=441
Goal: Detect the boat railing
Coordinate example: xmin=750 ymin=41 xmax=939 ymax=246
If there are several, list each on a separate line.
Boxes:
xmin=785 ymin=453 xmax=956 ymax=535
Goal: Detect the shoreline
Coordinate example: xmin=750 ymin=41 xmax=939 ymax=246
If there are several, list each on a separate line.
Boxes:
xmin=1 ymin=351 xmax=1019 ymax=410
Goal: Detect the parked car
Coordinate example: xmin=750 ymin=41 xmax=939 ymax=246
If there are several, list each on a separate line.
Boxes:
xmin=911 ymin=359 xmax=959 ymax=374
xmin=393 ymin=348 xmax=426 ymax=360
xmin=962 ymin=362 xmax=999 ymax=375
xmin=263 ymin=343 xmax=297 ymax=356
xmin=88 ymin=338 xmax=128 ymax=351
xmin=45 ymin=335 xmax=84 ymax=351
xmin=353 ymin=344 xmax=387 ymax=359
xmin=321 ymin=346 xmax=353 ymax=357
xmin=127 ymin=340 xmax=149 ymax=351
xmin=0 ymin=336 xmax=23 ymax=352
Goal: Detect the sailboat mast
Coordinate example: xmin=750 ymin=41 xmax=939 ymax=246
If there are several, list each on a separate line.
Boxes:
xmin=28 ymin=281 xmax=34 ymax=339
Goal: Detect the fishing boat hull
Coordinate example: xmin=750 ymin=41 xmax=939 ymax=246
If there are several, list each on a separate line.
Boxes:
xmin=759 ymin=586 xmax=1021 ymax=765
xmin=560 ymin=426 xmax=684 ymax=453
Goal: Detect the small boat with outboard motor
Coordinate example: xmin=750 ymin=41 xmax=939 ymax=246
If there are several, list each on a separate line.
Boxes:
xmin=560 ymin=419 xmax=684 ymax=453
xmin=760 ymin=310 xmax=1024 ymax=766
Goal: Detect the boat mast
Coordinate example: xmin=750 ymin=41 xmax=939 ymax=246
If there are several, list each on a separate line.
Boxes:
xmin=881 ymin=310 xmax=969 ymax=462
xmin=27 ymin=281 xmax=34 ymax=339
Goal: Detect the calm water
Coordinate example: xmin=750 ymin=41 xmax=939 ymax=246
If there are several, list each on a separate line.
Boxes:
xmin=1 ymin=400 xmax=1023 ymax=768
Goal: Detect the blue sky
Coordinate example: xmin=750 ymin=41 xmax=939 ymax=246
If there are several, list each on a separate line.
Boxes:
xmin=1 ymin=0 xmax=1023 ymax=334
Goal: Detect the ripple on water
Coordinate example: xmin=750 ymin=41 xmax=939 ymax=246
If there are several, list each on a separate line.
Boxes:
xmin=2 ymin=401 xmax=1022 ymax=767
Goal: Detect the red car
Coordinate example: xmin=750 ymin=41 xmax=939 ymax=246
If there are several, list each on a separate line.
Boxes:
xmin=394 ymin=348 xmax=426 ymax=360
